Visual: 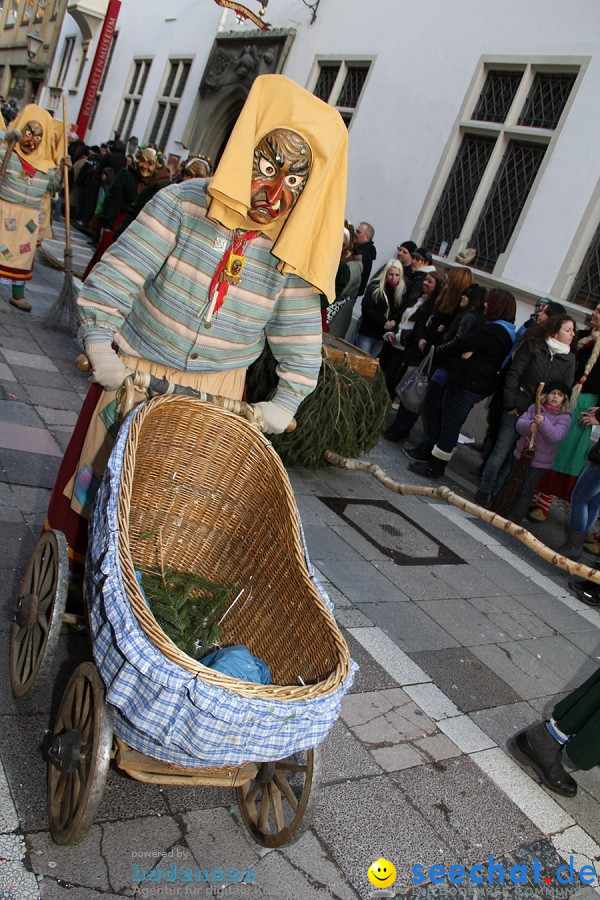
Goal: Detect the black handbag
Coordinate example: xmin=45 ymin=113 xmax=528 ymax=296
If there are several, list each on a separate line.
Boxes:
xmin=588 ymin=439 xmax=600 ymax=465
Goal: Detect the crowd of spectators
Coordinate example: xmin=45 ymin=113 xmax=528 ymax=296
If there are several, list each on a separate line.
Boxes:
xmin=326 ymin=224 xmax=600 ymax=587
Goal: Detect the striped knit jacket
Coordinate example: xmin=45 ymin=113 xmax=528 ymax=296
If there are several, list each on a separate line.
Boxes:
xmin=77 ymin=179 xmax=323 ymax=413
xmin=0 ymin=135 xmax=61 ymax=207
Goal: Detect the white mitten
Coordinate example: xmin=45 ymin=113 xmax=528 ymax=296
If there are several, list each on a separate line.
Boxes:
xmin=252 ymin=400 xmax=294 ymax=435
xmin=85 ymin=341 xmax=131 ymax=391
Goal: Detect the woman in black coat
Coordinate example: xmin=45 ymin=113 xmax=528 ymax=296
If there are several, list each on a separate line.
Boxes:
xmin=409 ymin=290 xmax=517 ymax=478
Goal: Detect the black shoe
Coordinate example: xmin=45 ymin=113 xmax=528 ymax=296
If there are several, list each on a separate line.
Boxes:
xmin=403 ymin=445 xmax=430 ymax=462
xmin=473 ymin=490 xmax=491 ymax=508
xmin=568 ymin=580 xmax=600 ymax=607
xmin=383 ymin=429 xmax=408 ymax=442
xmin=408 ymin=460 xmax=445 ymax=478
xmin=507 ymin=723 xmax=577 ymax=797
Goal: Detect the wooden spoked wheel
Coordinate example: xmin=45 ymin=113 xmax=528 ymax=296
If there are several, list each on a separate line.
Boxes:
xmin=48 ymin=662 xmax=113 ymax=845
xmin=237 ymin=747 xmax=320 ymax=847
xmin=10 ymin=530 xmax=68 ymax=698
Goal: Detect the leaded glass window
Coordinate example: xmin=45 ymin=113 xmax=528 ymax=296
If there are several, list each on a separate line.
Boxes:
xmin=518 ymin=72 xmax=577 ymax=129
xmin=471 ymin=70 xmax=522 ymax=123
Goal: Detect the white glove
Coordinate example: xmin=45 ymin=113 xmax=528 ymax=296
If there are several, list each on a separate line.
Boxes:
xmin=85 ymin=341 xmax=132 ymax=391
xmin=252 ymin=401 xmax=294 ymax=435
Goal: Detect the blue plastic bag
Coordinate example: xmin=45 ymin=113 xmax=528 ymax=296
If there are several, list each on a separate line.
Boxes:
xmin=200 ymin=645 xmax=272 ymax=685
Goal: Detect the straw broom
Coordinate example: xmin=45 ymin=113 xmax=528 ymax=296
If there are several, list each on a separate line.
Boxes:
xmin=40 ymin=97 xmax=78 ymax=333
xmin=324 ymin=450 xmax=600 ymax=586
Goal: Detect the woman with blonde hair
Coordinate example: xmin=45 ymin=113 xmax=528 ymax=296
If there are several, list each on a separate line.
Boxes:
xmin=355 ymin=258 xmax=405 ymax=356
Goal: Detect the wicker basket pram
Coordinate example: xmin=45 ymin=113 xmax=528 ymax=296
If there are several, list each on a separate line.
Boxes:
xmin=87 ymin=394 xmax=355 ymax=770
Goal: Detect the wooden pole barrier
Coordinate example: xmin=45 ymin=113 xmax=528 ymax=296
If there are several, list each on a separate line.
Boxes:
xmin=323 ymin=450 xmax=600 ymax=586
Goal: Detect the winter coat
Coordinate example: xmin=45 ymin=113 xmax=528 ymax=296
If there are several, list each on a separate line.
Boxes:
xmin=503 ymin=339 xmax=575 ymax=414
xmin=514 ymin=403 xmax=571 ymax=469
xmin=431 ymin=306 xmax=486 ymax=363
xmin=355 ymin=240 xmax=377 ymax=295
xmin=359 ymin=282 xmax=401 ymax=340
xmin=447 ymin=321 xmax=515 ymax=396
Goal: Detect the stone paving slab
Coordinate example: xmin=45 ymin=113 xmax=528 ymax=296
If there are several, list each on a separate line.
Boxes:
xmin=21 ymin=384 xmax=87 ymax=413
xmin=313 ymin=556 xmax=411 ymax=605
xmin=0 ymin=398 xmax=45 ymax=427
xmin=470 ymin=637 xmax=598 ymax=701
xmin=391 ymin=756 xmax=542 ymax=869
xmin=409 ymin=647 xmax=521 ymax=712
xmin=0 ymin=422 xmax=62 ymax=456
xmin=0 ymin=447 xmax=60 ymax=489
xmin=312 ymin=774 xmax=454 ymax=898
xmin=374 ymin=562 xmax=463 ymax=600
xmin=9 ymin=366 xmax=72 ymax=391
xmin=342 ymin=630 xmax=400 ymax=694
xmin=357 ymin=600 xmax=460 ymax=652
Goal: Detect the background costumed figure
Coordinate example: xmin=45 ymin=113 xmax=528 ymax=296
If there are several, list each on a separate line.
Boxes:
xmin=0 ymin=104 xmax=68 ymax=312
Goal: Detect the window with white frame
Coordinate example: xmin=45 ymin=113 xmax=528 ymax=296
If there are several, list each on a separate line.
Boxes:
xmin=54 ymin=35 xmax=75 ymax=88
xmin=88 ymin=30 xmax=117 ymax=132
xmin=568 ymin=224 xmax=600 ymax=310
xmin=311 ymin=60 xmax=370 ymax=127
xmin=147 ymin=58 xmax=191 ymax=151
xmin=114 ymin=57 xmax=152 ymax=142
xmin=423 ymin=63 xmax=579 ymax=272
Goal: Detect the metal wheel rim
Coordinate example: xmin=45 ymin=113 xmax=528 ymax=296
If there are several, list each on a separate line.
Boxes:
xmin=10 ymin=530 xmax=68 ymax=698
xmin=237 ymin=747 xmax=320 ymax=848
xmin=48 ymin=662 xmax=113 ymax=845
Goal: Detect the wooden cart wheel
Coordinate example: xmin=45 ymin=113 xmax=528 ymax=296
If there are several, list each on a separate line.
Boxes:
xmin=237 ymin=747 xmax=320 ymax=848
xmin=47 ymin=662 xmax=113 ymax=845
xmin=10 ymin=530 xmax=69 ymax=698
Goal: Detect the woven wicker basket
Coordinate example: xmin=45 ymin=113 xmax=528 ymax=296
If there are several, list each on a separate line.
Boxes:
xmin=117 ymin=394 xmax=350 ymax=702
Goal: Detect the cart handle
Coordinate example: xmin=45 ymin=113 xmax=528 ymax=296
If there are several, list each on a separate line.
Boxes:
xmin=75 ymin=354 xmax=296 ymax=432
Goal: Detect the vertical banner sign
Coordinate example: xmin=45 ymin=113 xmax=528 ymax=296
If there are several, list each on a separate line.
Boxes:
xmin=75 ymin=0 xmax=121 ymax=138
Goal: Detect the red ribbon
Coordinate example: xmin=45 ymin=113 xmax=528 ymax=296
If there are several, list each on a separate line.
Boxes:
xmin=207 ymin=230 xmax=258 ymax=318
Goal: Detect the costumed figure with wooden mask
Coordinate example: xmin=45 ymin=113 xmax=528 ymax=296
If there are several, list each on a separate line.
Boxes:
xmin=0 ymin=104 xmax=68 ymax=312
xmin=45 ymin=74 xmax=347 ymax=572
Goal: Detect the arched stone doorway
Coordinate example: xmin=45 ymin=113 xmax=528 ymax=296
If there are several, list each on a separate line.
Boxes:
xmin=182 ymin=30 xmax=294 ymax=166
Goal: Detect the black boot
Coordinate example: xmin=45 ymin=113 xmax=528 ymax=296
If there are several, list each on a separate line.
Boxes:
xmin=408 ymin=456 xmax=446 ymax=479
xmin=568 ymin=580 xmax=600 ymax=607
xmin=558 ymin=530 xmax=587 ymax=561
xmin=403 ymin=444 xmax=431 ymax=462
xmin=507 ymin=723 xmax=577 ymax=797
xmin=383 ymin=426 xmax=409 ymax=442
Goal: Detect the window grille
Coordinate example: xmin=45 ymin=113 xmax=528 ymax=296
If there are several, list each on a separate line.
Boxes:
xmin=337 ymin=66 xmax=368 ymax=108
xmin=568 ymin=222 xmax=600 ymax=310
xmin=471 ymin=69 xmax=522 ymax=123
xmin=313 ymin=64 xmax=339 ymax=101
xmin=470 ymin=141 xmax=546 ymax=270
xmin=21 ymin=0 xmax=35 ymax=27
xmin=115 ymin=58 xmax=151 ymax=142
xmin=518 ymin=72 xmax=576 ymax=129
xmin=147 ymin=59 xmax=191 ymax=151
xmin=311 ymin=60 xmax=370 ymax=126
xmin=55 ymin=35 xmax=75 ymax=88
xmin=424 ymin=134 xmax=496 ymax=253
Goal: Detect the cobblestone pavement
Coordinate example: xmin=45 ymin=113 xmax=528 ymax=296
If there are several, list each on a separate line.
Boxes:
xmin=0 ymin=227 xmax=599 ymax=899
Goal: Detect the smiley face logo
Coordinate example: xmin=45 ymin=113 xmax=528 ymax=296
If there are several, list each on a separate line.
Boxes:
xmin=367 ymin=858 xmax=397 ymax=889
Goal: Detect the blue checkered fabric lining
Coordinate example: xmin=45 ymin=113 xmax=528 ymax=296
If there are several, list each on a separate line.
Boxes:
xmin=86 ymin=405 xmax=357 ymax=768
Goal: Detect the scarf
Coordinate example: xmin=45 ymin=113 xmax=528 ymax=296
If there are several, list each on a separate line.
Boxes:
xmin=546 ymin=337 xmax=571 ymax=356
xmin=207 ymin=74 xmax=348 ymax=304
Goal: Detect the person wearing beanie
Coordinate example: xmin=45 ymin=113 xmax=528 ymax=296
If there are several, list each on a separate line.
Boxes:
xmin=503 ymin=381 xmax=571 ymax=525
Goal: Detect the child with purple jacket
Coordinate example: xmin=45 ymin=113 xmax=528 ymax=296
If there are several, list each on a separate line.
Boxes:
xmin=508 ymin=380 xmax=572 ymax=523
